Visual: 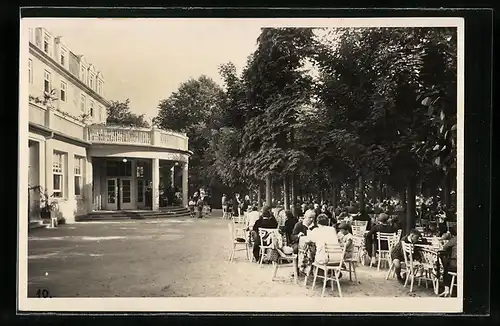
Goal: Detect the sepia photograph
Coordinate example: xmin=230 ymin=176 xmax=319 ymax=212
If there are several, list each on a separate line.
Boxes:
xmin=18 ymin=15 xmax=464 ymax=313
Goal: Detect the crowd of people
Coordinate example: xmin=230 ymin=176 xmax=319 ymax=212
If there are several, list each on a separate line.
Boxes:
xmin=226 ymin=195 xmax=457 ymax=297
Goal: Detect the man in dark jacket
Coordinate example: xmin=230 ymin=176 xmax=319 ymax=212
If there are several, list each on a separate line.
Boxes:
xmin=365 ymin=213 xmax=397 ymax=259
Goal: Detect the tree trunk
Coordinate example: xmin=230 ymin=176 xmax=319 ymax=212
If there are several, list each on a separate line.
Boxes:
xmin=290 ymin=173 xmax=295 ymax=207
xmin=331 ymin=182 xmax=337 ymax=208
xmin=257 ymin=182 xmax=262 ymax=208
xmin=405 ymin=177 xmax=417 ymax=235
xmin=265 ymin=174 xmax=272 ymax=207
xmin=283 ymin=174 xmax=289 ymax=210
xmin=401 ymin=187 xmax=407 ymax=210
xmin=359 ymin=174 xmax=365 ymax=211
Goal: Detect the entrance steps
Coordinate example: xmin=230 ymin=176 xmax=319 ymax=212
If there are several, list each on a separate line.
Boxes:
xmin=76 ymin=205 xmax=191 ymax=221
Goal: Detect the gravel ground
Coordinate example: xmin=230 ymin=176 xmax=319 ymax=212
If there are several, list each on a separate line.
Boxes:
xmin=28 ymin=211 xmax=436 ymax=298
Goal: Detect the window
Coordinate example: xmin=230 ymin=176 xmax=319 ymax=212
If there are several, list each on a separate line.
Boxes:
xmin=136 ymin=166 xmax=144 ymax=178
xmin=52 ymin=152 xmax=65 ymax=198
xmin=28 ymin=28 xmax=33 ymax=43
xmin=74 ymin=156 xmax=84 ymax=196
xmin=43 ymin=70 xmax=51 ymax=93
xmin=60 ymin=48 xmax=66 ymax=66
xmin=89 ymin=100 xmax=94 ymax=117
xmin=43 ymin=34 xmax=50 ymax=54
xmin=80 ymin=94 xmax=86 ymax=113
xmin=28 ymin=59 xmax=33 ymax=84
xmin=89 ymin=74 xmax=94 ymax=89
xmin=60 ymin=80 xmax=67 ymax=102
xmin=97 ymin=81 xmax=102 ymax=95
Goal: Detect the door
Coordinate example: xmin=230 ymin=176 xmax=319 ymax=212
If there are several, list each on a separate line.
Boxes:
xmin=120 ymin=178 xmax=134 ymax=210
xmin=106 ymin=178 xmax=118 ymax=210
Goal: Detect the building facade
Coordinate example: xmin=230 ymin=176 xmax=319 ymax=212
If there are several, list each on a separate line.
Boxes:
xmin=27 ymin=27 xmax=190 ymax=223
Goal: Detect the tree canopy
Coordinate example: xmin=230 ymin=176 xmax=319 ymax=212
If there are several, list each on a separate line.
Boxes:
xmin=106 ymin=99 xmax=150 ymax=128
xmin=152 ymin=26 xmax=457 ymax=225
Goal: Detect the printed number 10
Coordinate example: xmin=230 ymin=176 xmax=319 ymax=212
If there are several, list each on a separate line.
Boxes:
xmin=36 ymin=289 xmax=51 ymax=298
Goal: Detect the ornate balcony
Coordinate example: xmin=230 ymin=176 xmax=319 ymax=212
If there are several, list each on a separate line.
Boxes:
xmin=28 ymin=99 xmax=189 ymax=153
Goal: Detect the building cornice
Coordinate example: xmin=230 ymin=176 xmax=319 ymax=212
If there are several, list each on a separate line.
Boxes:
xmin=29 ymin=123 xmax=92 ymax=148
xmin=29 ymin=43 xmax=110 ymax=108
xmin=90 ymin=143 xmax=193 ymax=157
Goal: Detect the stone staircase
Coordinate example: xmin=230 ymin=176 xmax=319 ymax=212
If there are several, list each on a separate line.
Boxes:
xmin=75 ymin=205 xmax=191 ymax=222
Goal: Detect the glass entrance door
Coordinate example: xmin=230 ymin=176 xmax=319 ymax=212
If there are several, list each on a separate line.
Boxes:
xmin=120 ymin=178 xmax=134 ymax=210
xmin=106 ymin=178 xmax=118 ymax=210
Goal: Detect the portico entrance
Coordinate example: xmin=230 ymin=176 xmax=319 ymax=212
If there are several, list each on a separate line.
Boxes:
xmin=92 ymin=156 xmax=188 ymax=211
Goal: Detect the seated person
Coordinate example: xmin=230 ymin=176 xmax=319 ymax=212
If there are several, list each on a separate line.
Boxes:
xmin=438 ymin=227 xmax=457 ymax=297
xmin=337 ymin=222 xmax=355 ymax=261
xmin=353 ymin=209 xmax=372 ymax=230
xmin=283 ymin=210 xmax=298 ymax=245
xmin=252 ymin=206 xmax=278 ymax=262
xmin=290 ymin=211 xmax=316 ymax=276
xmin=390 ymin=229 xmax=430 ymax=283
xmin=365 ymin=213 xmax=397 ymax=260
xmin=307 ymin=214 xmax=341 ymax=265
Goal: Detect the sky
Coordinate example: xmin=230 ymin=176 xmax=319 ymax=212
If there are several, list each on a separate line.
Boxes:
xmin=24 ymin=18 xmax=265 ymax=120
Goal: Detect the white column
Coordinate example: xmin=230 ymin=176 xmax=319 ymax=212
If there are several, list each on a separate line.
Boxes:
xmin=171 ymin=164 xmax=175 ymax=188
xmin=85 ymin=154 xmax=93 ymax=213
xmin=45 ymin=139 xmax=53 ymax=196
xmin=152 ymin=158 xmax=160 ymax=211
xmin=182 ymin=161 xmax=188 ymax=208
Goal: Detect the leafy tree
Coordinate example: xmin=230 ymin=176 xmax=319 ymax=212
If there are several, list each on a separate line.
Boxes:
xmin=153 ymin=76 xmax=226 ymax=194
xmin=106 ymin=99 xmax=150 ymax=128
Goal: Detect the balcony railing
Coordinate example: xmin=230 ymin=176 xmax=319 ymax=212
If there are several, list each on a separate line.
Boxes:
xmin=28 ymin=100 xmax=189 ymax=152
xmin=86 ymin=125 xmax=189 ymax=152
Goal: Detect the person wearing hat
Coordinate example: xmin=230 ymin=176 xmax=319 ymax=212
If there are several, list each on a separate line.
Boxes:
xmin=364 ymin=213 xmax=397 ymax=263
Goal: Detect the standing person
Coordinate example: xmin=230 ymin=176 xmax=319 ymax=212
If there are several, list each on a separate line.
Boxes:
xmin=221 ymin=194 xmax=228 ymax=219
xmin=196 ymin=196 xmax=204 ymax=219
xmin=234 ymin=193 xmax=242 ymax=216
xmin=242 ymin=195 xmax=251 ymax=214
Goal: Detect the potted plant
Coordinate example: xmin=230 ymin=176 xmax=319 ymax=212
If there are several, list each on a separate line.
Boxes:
xmin=39 ymin=188 xmax=58 ymax=221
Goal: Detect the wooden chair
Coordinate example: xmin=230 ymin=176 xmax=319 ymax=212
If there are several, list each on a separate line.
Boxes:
xmin=402 ymin=241 xmax=427 ymax=293
xmin=385 ymin=234 xmax=404 ymax=280
xmin=305 ymin=243 xmax=346 ymax=297
xmin=228 ymin=222 xmax=249 ymax=262
xmin=351 ymin=225 xmax=365 ymax=237
xmin=352 ymin=220 xmax=368 ymax=230
xmin=353 ymin=235 xmax=368 ymax=266
xmin=271 ymin=248 xmax=298 ymax=284
xmin=371 ymin=232 xmax=396 ymax=271
xmin=418 ymin=246 xmax=440 ymax=294
xmin=258 ymin=228 xmax=277 ymax=267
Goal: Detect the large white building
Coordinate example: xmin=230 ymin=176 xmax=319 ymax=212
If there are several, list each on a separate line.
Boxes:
xmin=27 ymin=27 xmax=191 ymax=224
